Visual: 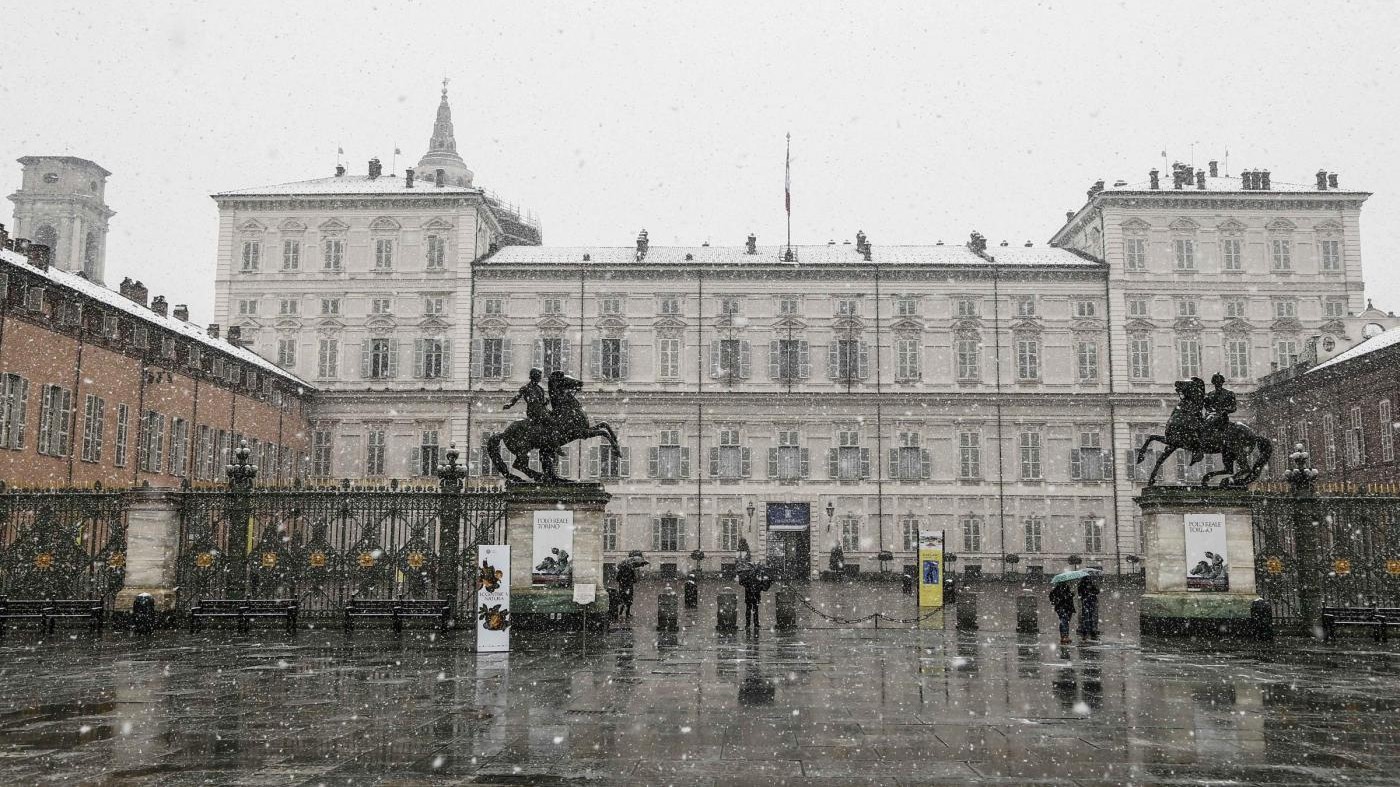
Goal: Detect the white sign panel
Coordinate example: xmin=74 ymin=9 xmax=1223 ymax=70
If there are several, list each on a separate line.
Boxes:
xmin=1184 ymin=513 xmax=1229 ymax=592
xmin=532 ymin=510 xmax=575 ymax=587
xmin=476 ymin=544 xmax=511 ymax=652
xmin=573 ymin=583 xmax=596 ymax=605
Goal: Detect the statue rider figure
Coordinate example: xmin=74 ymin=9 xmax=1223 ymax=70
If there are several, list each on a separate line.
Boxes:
xmin=504 ymin=367 xmax=550 ymax=427
xmin=1196 ymin=373 xmax=1237 ymax=464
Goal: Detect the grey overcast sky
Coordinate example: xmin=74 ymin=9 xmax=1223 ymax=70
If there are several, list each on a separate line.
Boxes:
xmin=3 ymin=1 xmax=1399 ymax=321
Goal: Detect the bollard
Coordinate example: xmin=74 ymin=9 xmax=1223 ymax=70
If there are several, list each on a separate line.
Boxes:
xmin=716 ymin=587 xmax=738 ymax=632
xmin=132 ymin=592 xmax=157 ymax=634
xmin=956 ymin=591 xmax=978 ymax=631
xmin=1015 ymin=594 xmax=1038 ymax=634
xmin=943 ymin=576 xmax=958 ymax=604
xmin=684 ymin=571 xmax=699 ymax=608
xmin=775 ymin=584 xmax=798 ymax=631
xmin=901 ymin=571 xmax=914 ymax=595
xmin=657 ymin=585 xmax=679 ymax=632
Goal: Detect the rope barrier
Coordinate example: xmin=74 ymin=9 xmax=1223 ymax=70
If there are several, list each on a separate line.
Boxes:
xmin=797 ymin=595 xmax=947 ymax=626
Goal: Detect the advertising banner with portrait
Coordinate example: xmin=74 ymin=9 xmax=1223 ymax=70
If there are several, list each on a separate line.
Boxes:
xmin=476 ymin=544 xmax=511 ymax=652
xmin=1184 ymin=513 xmax=1229 ymax=591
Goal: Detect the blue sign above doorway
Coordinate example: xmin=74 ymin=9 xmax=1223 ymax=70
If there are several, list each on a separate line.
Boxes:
xmin=767 ymin=502 xmax=810 ymax=530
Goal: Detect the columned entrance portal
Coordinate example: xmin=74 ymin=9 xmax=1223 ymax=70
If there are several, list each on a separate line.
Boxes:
xmin=766 ymin=502 xmax=811 ymax=581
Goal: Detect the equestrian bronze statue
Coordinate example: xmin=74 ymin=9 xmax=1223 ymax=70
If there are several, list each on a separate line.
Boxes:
xmin=488 ymin=368 xmax=622 ymax=483
xmin=1135 ymin=373 xmax=1272 ymax=488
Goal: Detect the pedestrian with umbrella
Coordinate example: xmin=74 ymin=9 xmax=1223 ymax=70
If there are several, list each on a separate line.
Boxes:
xmin=735 ymin=553 xmax=772 ymax=631
xmin=1076 ymin=571 xmax=1102 ymax=640
xmin=1049 ymin=568 xmax=1101 ymax=644
xmin=616 ymin=550 xmax=646 ymax=620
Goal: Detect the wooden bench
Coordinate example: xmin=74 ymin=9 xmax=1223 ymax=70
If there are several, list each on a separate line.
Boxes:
xmin=190 ymin=599 xmax=298 ymax=633
xmin=0 ymin=598 xmax=104 ymax=635
xmin=343 ymin=596 xmax=451 ymax=633
xmin=1321 ymin=606 xmax=1400 ymax=643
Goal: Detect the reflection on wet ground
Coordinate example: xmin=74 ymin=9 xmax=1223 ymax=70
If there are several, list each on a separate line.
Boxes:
xmin=0 ymin=580 xmax=1396 ymax=785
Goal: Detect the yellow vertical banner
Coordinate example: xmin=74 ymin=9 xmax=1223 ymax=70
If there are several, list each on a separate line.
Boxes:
xmin=917 ymin=530 xmax=944 ymax=608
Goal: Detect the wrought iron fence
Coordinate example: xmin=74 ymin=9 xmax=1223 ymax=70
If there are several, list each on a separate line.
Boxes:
xmin=0 ymin=488 xmax=127 ymax=605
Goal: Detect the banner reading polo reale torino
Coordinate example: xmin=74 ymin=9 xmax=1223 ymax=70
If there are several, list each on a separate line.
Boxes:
xmin=1184 ymin=513 xmax=1229 ymax=592
xmin=532 ymin=510 xmax=574 ymax=586
xmin=476 ymin=544 xmax=511 ymax=652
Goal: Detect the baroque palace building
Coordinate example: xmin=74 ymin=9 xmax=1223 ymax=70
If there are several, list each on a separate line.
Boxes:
xmin=212 ymin=90 xmax=1370 ymax=576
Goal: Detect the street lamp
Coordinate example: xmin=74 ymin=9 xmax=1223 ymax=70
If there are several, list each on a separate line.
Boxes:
xmin=825 ymin=500 xmax=835 ymax=532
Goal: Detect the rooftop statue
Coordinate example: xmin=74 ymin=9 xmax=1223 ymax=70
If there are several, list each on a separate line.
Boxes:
xmin=1135 ymin=373 xmax=1272 ymax=488
xmin=488 ymin=368 xmax=621 ymax=483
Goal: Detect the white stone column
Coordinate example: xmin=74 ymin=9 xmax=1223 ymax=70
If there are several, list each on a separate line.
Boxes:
xmin=113 ymin=487 xmax=183 ymax=612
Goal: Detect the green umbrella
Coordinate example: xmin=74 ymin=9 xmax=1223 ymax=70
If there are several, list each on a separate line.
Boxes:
xmin=1050 ymin=568 xmax=1102 ymax=585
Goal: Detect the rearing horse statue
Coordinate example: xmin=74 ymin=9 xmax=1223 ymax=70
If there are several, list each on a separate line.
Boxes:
xmin=1135 ymin=375 xmax=1272 ymax=488
xmin=488 ymin=370 xmax=622 ymax=483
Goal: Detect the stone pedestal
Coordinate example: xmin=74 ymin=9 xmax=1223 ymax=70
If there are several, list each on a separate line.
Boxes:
xmin=1137 ymin=488 xmax=1265 ymax=637
xmin=502 ymin=482 xmax=611 ymax=627
xmin=113 ymin=487 xmax=183 ymax=614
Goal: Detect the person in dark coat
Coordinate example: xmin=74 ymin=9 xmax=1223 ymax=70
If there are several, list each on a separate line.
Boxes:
xmin=1076 ymin=576 xmax=1101 ymax=639
xmin=737 ymin=559 xmax=771 ymax=630
xmin=1049 ymin=581 xmax=1076 ymax=645
xmin=615 ymin=560 xmax=637 ymax=619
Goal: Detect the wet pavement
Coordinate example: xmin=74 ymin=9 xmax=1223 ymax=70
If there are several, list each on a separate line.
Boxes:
xmin=0 ymin=580 xmax=1397 ymax=785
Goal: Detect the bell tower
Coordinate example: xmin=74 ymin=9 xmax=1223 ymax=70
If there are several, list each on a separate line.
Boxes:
xmin=8 ymin=156 xmax=115 ymax=283
xmin=413 ymin=80 xmax=475 ymax=188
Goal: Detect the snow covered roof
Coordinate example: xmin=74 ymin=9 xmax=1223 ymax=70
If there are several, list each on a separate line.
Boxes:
xmin=1309 ymin=325 xmax=1400 ymax=374
xmin=1104 ymin=174 xmax=1365 ymax=195
xmin=213 ymin=175 xmax=479 ymax=197
xmin=482 ymin=244 xmax=1099 ymax=268
xmin=0 ymin=247 xmax=312 ymax=390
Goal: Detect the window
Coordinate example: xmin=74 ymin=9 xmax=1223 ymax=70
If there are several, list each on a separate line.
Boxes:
xmin=80 ymin=394 xmax=104 ymax=463
xmin=365 ymin=338 xmax=397 ymax=379
xmin=282 ymin=239 xmax=300 ymax=270
xmin=1270 ymin=238 xmax=1292 ymax=271
xmin=1320 ymin=239 xmax=1341 ymax=272
xmin=892 ymin=431 xmax=929 ymax=481
xmin=1324 ymin=299 xmax=1347 ymax=319
xmin=895 ymin=297 xmax=917 ymax=317
xmin=23 ymin=285 xmax=45 ymax=313
xmin=719 ymin=515 xmax=741 ymax=551
xmin=1177 ymin=337 xmax=1201 ymax=379
xmin=311 ymin=430 xmax=333 ymax=476
xmin=371 ymin=298 xmax=391 ymax=315
xmin=1019 ymin=431 xmax=1042 ymax=480
xmin=1024 ymin=517 xmax=1044 ymax=553
xmin=424 ymin=297 xmax=446 ymax=316
xmin=711 ymin=427 xmax=747 ymax=479
xmin=959 ymin=431 xmax=981 ymax=479
xmin=651 ymin=429 xmax=688 ymax=480
xmin=594 ymin=337 xmax=626 ymax=381
xmin=654 ymin=515 xmax=683 ymax=551
xmin=955 ymin=298 xmax=978 ymax=318
xmin=426 ymin=235 xmax=446 ymax=269
xmin=1129 ymin=336 xmax=1152 ymax=379
xmin=1084 ymin=517 xmax=1104 ymax=553
xmin=832 ymin=429 xmax=868 ymax=481
xmin=1221 ymin=238 xmax=1242 ymax=271
xmin=840 ymin=517 xmax=861 ymax=552
xmin=602 ymin=516 xmax=619 ymax=552
xmin=1226 ymin=339 xmax=1250 ymax=380
xmin=596 ymin=444 xmax=629 ymax=479
xmin=37 ymin=385 xmax=73 ymax=457
xmin=1274 ymin=338 xmax=1299 ymax=369
xmin=777 ymin=296 xmax=799 ymax=316
xmin=1074 ymin=300 xmax=1097 ymax=318
xmin=365 ymin=430 xmax=386 ymax=476
xmin=832 ymin=338 xmax=866 ymax=381
xmin=1071 ymin=431 xmax=1108 ymax=481
xmin=657 ymin=336 xmax=680 ymax=379
xmin=895 ymin=336 xmax=921 ymax=380
xmin=772 ymin=339 xmax=808 ymax=381
xmin=1274 ymin=300 xmax=1297 ymax=320
xmin=1173 ymin=239 xmax=1195 ymax=270
xmin=659 ymin=296 xmax=680 ymax=316
xmin=0 ymin=373 xmax=29 ymax=449
xmin=1347 ymin=406 xmax=1365 ymax=466
xmin=901 ymin=516 xmax=920 ymax=551
xmin=1015 ymin=337 xmax=1040 ymax=380
xmin=114 ymin=404 xmax=129 ymax=467
xmin=373 ymin=238 xmax=394 ymax=270
xmin=480 ymin=337 xmax=509 ymax=379
xmin=1124 ymin=237 xmax=1147 ymax=271
xmin=961 ymin=516 xmax=982 ymax=553
xmin=193 ymin=425 xmax=210 ymax=480
xmin=237 ymin=299 xmax=258 ymax=316
xmin=835 ymin=298 xmax=858 ymax=316
xmin=277 ymin=338 xmax=296 ymax=368
xmin=317 ymin=339 xmax=339 ymax=378
xmin=542 ymin=297 xmax=563 ymax=315
xmin=598 ymin=296 xmax=622 ymax=316
xmin=240 ymin=240 xmax=260 ymax=272
xmin=1015 ymin=297 xmax=1035 ymax=317
xmin=1380 ymin=399 xmax=1394 ymax=462
xmin=417 ymin=429 xmax=440 ymax=476
xmin=956 ymin=337 xmax=980 ymax=380
xmin=537 ymin=336 xmax=569 ymax=375
xmin=279 ymin=299 xmax=299 ymax=316
xmin=322 ymin=238 xmax=344 ymax=271
xmin=169 ymin=418 xmax=188 ymax=477
xmin=416 ymin=338 xmax=447 ymax=379
xmin=320 ymin=298 xmax=341 ymax=316
xmin=1176 ymin=299 xmax=1198 ymax=319
xmin=1127 ymin=297 xmax=1148 ymax=318
xmin=719 ymin=297 xmax=740 ymax=316
xmin=140 ymin=411 xmax=164 ymax=472
xmin=1225 ymin=297 xmax=1247 ymax=319
xmin=771 ymin=429 xmax=806 ymax=481
xmin=483 ymin=298 xmax=503 ymax=316
xmin=1322 ymin=413 xmax=1338 ymax=470
xmin=1077 ymin=341 xmax=1099 ymax=381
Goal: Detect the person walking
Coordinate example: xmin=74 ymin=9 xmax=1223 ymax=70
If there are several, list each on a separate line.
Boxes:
xmin=615 ymin=557 xmax=638 ymax=620
xmin=1076 ymin=575 xmax=1101 ymax=640
xmin=737 ymin=558 xmax=772 ymax=631
xmin=1050 ymin=580 xmax=1077 ymax=645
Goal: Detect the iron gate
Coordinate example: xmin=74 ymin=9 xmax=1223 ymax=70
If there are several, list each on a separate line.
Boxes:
xmin=0 ymin=488 xmax=127 ymax=605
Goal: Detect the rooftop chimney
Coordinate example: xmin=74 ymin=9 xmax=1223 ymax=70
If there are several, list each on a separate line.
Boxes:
xmin=335 ymin=164 xmax=346 ymax=177
xmin=1172 ymin=164 xmax=1185 ymax=190
xmin=226 ymin=325 xmax=242 ymax=345
xmin=745 ymin=233 xmax=757 ymax=255
xmin=1148 ymin=169 xmax=1160 ymax=190
xmin=1208 ymin=160 xmax=1219 ymax=178
xmin=367 ymin=158 xmax=382 ymax=179
xmin=1242 ymin=170 xmax=1254 ymax=190
xmin=0 ymin=223 xmax=8 ymax=249
xmin=1260 ymin=170 xmax=1271 ymax=190
xmin=861 ymin=242 xmax=872 ymax=262
xmin=129 ymin=280 xmax=148 ymax=307
xmin=207 ymin=323 xmax=220 ymax=339
xmin=1196 ymin=170 xmax=1206 ymax=189
xmin=636 ymin=229 xmax=649 ymax=259
xmin=1316 ymin=170 xmax=1328 ymax=190
xmin=405 ymin=169 xmax=415 ymax=188
xmin=968 ymin=231 xmax=987 ymax=254
xmin=855 ymin=230 xmax=867 ymax=255
xmin=119 ymin=277 xmax=135 ymax=300
xmin=26 ymin=244 xmax=51 ymax=271
xmin=173 ymin=304 xmax=189 ymax=322
xmin=1328 ymin=173 xmax=1339 ymax=189
xmin=434 ymin=169 xmax=445 ymax=188
xmin=151 ymin=295 xmax=168 ymax=317
xmin=11 ymin=238 xmax=28 ymax=255
xmin=1086 ymin=179 xmax=1105 ymax=200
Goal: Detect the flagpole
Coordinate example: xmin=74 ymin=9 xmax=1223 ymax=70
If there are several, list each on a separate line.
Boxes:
xmin=785 ymin=132 xmax=791 ymax=258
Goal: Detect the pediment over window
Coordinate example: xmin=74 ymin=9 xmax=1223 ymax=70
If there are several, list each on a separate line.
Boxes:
xmin=422 ymin=217 xmax=454 ymax=231
xmin=1221 ymin=317 xmax=1253 ymax=335
xmin=274 ymin=318 xmax=302 ymax=331
xmin=1010 ymin=318 xmax=1042 ymax=333
xmin=366 ymin=324 xmax=396 ymax=338
xmin=1168 ymin=218 xmax=1200 ymax=232
xmin=888 ymin=317 xmax=924 ymax=333
xmin=316 ymin=326 xmax=342 ymax=338
xmin=1123 ymin=318 xmax=1155 ymax=332
xmin=771 ymin=316 xmax=808 ymax=332
xmin=238 ymin=320 xmax=260 ymax=334
xmin=279 ymin=219 xmax=307 ymax=232
xmin=365 ymin=315 xmax=398 ymax=331
xmin=1272 ymin=317 xmax=1303 ymax=331
xmin=1314 ymin=219 xmax=1343 ymax=234
xmin=950 ymin=317 xmax=983 ymax=332
xmin=1265 ymin=218 xmax=1297 ymax=232
xmin=595 ymin=315 xmax=627 ymax=331
xmin=317 ymin=317 xmax=345 ymax=330
xmin=238 ymin=219 xmax=267 ymax=233
xmin=1320 ymin=318 xmax=1349 ymax=336
xmin=418 ymin=316 xmax=451 ymax=331
xmin=319 ymin=218 xmax=349 ymax=233
xmin=536 ymin=316 xmax=571 ymax=331
xmin=1173 ymin=317 xmax=1203 ymax=333
xmin=653 ymin=316 xmax=688 ymax=331
xmin=1217 ymin=218 xmax=1246 ymax=233
xmin=832 ymin=316 xmax=866 ymax=332
xmin=369 ymin=217 xmax=401 ymax=232
xmin=476 ymin=316 xmax=509 ymax=331
xmin=1070 ymin=318 xmax=1104 ymax=332
xmin=1120 ymin=218 xmax=1151 ymax=231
